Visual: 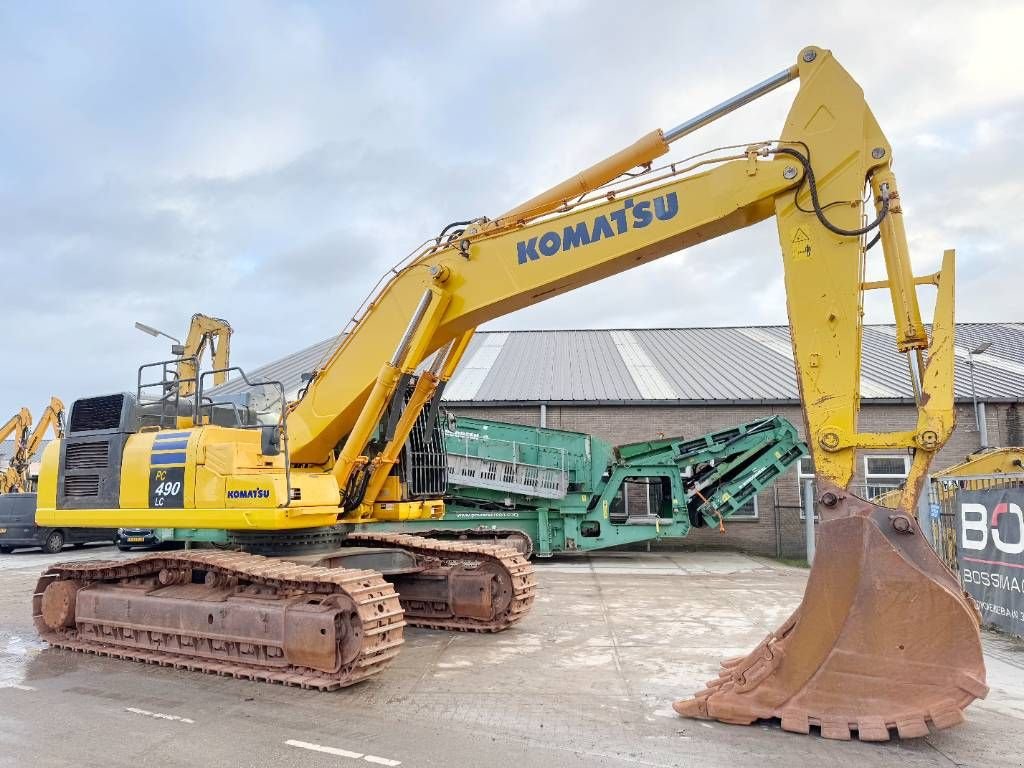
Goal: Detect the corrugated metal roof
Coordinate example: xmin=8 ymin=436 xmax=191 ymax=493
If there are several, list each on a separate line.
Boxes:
xmin=444 ymin=332 xmax=510 ymax=401
xmin=639 ymin=327 xmax=800 ymax=401
xmin=212 ymin=323 xmax=1024 ymax=405
xmin=472 ymin=330 xmax=642 ymax=402
xmin=609 ymin=330 xmax=678 ymax=398
xmin=214 ymin=335 xmax=341 ymax=399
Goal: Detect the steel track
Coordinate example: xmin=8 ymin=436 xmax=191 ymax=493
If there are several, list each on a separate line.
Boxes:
xmin=33 ymin=550 xmax=406 ymax=690
xmin=347 ymin=532 xmax=537 ymax=631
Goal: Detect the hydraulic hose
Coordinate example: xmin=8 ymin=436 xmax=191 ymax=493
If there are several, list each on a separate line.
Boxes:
xmin=772 ymin=146 xmax=890 ymax=238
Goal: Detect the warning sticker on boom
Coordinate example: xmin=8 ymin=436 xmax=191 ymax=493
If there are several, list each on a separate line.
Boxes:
xmin=791 ymin=227 xmax=812 ymax=259
xmin=150 ymin=467 xmax=185 ymax=508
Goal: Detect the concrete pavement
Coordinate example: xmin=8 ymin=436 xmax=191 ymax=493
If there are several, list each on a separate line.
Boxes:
xmin=0 ymin=547 xmax=1021 ymax=767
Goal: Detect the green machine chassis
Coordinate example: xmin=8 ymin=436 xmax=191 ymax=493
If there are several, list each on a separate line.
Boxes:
xmin=369 ymin=414 xmax=806 ymax=557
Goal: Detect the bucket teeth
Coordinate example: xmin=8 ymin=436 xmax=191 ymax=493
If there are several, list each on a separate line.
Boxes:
xmin=671 ymin=483 xmax=987 ymax=742
xmin=855 ymin=717 xmax=890 ymax=742
xmin=672 ymin=696 xmax=708 ymax=719
xmin=929 ymin=703 xmax=966 ymax=731
xmin=895 ymin=716 xmax=930 ymax=739
xmin=818 ymin=717 xmax=850 ymax=741
xmin=820 ymin=718 xmax=852 ymax=741
xmin=779 ymin=711 xmax=809 ymax=734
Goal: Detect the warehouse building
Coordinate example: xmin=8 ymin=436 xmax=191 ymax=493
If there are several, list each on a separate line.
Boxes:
xmin=215 ymin=322 xmax=1024 ymax=557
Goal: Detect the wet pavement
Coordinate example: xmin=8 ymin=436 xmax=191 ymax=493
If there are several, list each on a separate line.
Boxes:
xmin=1 ymin=547 xmax=1022 ymax=767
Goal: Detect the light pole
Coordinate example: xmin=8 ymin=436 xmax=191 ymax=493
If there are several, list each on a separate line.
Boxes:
xmin=134 ymin=321 xmax=185 ymax=356
xmin=967 ymin=341 xmax=992 ymax=448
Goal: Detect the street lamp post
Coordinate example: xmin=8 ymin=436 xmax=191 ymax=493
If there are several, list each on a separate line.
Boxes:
xmin=134 ymin=321 xmax=185 ymax=356
xmin=967 ymin=341 xmax=993 ymax=448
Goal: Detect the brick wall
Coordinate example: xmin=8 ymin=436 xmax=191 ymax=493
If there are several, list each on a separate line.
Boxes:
xmin=447 ymin=401 xmax=1007 ymax=558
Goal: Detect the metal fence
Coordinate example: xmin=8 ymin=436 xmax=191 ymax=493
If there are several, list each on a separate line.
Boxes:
xmin=794 ymin=473 xmax=1024 ymax=599
xmin=924 ymin=473 xmax=1024 ymax=572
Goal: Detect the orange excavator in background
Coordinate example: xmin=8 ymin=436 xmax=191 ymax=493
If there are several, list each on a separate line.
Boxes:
xmin=33 ymin=46 xmax=984 ymax=741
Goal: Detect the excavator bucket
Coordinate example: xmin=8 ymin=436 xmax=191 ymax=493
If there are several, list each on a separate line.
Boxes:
xmin=674 ymin=481 xmax=987 ymax=741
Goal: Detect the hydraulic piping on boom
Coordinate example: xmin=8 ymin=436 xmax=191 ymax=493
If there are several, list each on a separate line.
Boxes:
xmin=33 ymin=45 xmax=983 ymax=739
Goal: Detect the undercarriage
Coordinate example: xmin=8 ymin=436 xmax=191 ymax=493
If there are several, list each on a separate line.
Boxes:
xmin=34 ymin=533 xmax=536 ymax=688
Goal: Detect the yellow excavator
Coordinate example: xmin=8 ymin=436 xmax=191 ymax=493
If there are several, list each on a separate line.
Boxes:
xmin=0 ymin=408 xmax=33 ymax=494
xmin=5 ymin=397 xmax=65 ymax=492
xmin=934 ymin=447 xmax=1024 ymax=477
xmin=32 ymin=45 xmax=984 ymax=741
xmin=877 ymin=447 xmax=1024 ymax=569
xmin=136 ymin=313 xmax=232 ymax=397
xmin=878 ymin=447 xmax=1024 ymax=509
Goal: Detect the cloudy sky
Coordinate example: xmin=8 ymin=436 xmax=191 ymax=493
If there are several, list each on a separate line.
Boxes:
xmin=1 ymin=1 xmax=1021 ymax=418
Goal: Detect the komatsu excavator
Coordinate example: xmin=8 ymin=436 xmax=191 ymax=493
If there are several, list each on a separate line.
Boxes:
xmin=0 ymin=408 xmax=32 ymax=494
xmin=32 ymin=46 xmax=985 ymax=740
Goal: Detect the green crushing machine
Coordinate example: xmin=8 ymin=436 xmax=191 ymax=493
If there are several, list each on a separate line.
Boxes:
xmin=371 ymin=414 xmax=806 ymax=557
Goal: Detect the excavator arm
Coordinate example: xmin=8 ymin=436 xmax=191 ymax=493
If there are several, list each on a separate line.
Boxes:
xmin=176 ymin=314 xmax=233 ymax=397
xmin=8 ymin=397 xmax=64 ymax=491
xmin=0 ymin=407 xmax=32 ymax=494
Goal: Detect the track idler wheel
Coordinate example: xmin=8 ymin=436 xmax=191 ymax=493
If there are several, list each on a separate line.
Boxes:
xmin=673 ymin=481 xmax=988 ymax=741
xmin=40 ymin=580 xmax=84 ymax=630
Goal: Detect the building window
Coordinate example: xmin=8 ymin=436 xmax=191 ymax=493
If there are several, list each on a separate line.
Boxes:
xmin=864 ymin=455 xmax=910 ymax=499
xmin=729 ymin=495 xmax=759 ymax=520
xmin=797 ymin=457 xmax=815 ymax=518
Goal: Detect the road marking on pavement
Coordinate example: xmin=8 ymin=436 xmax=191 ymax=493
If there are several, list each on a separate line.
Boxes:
xmin=285 ymin=739 xmax=401 ymax=766
xmin=125 ymin=706 xmax=195 ymax=724
xmin=363 ymin=757 xmax=401 ymax=767
xmin=0 ymin=683 xmax=35 ymax=691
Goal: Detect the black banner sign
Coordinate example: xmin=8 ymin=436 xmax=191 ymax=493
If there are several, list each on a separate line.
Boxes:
xmin=954 ymin=487 xmax=1024 ymax=636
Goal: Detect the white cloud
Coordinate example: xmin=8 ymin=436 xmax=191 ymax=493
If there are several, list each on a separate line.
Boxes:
xmin=0 ymin=1 xmax=1021 ymax=417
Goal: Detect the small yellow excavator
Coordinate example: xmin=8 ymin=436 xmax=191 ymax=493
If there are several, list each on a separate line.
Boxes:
xmin=33 ymin=45 xmax=984 ymax=741
xmin=877 ymin=447 xmax=1024 ymax=568
xmin=0 ymin=408 xmax=32 ymax=494
xmin=878 ymin=448 xmax=1024 ymax=510
xmin=5 ymin=397 xmax=65 ymax=492
xmin=136 ymin=313 xmax=232 ymax=397
xmin=936 ymin=447 xmax=1024 ymax=477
